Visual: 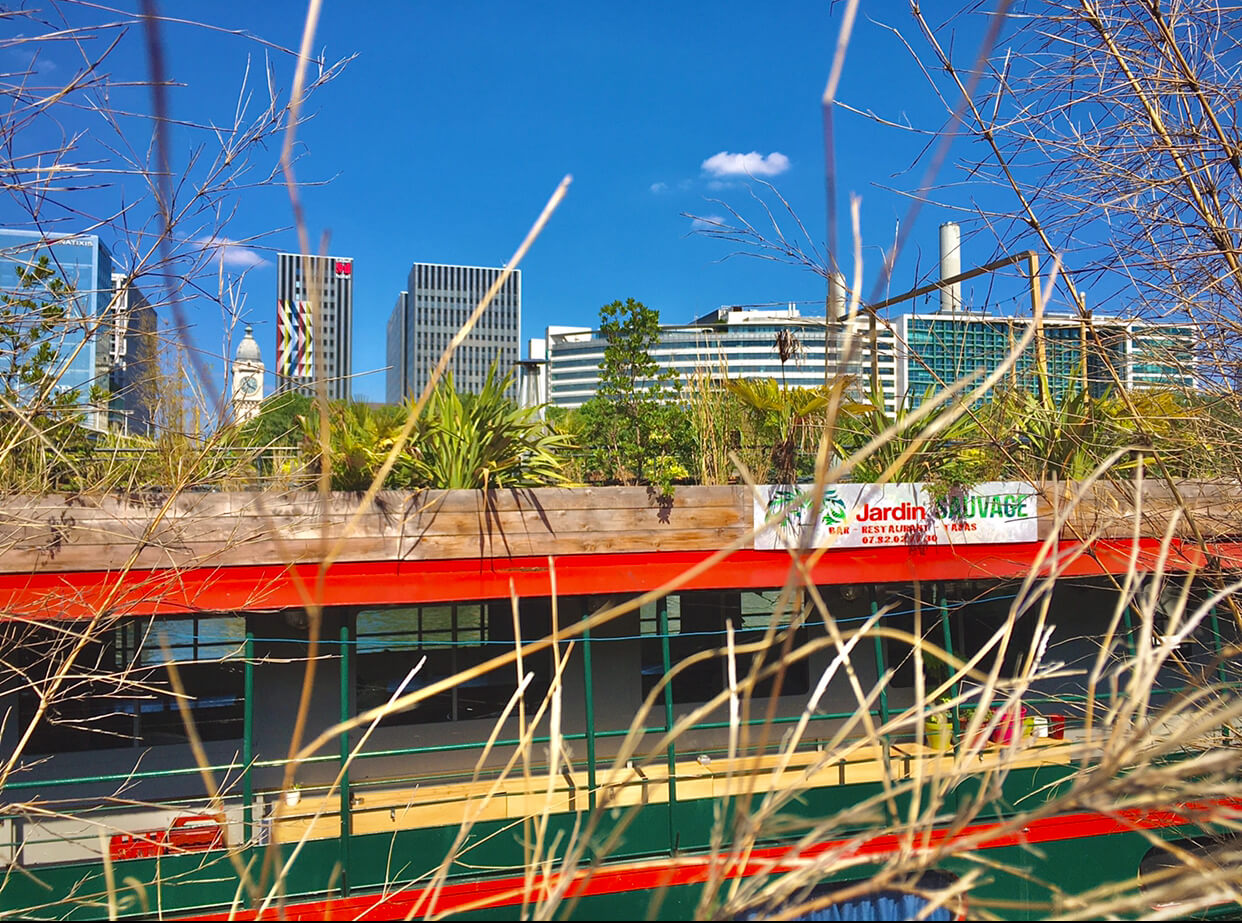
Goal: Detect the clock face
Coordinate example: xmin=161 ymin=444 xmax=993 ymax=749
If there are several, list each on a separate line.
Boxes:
xmin=238 ymin=374 xmax=259 ymax=395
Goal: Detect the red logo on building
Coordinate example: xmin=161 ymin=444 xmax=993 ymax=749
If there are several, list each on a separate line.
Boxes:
xmin=335 ymin=261 xmax=352 ymax=276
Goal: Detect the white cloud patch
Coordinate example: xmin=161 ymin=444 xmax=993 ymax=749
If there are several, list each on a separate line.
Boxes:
xmin=199 ymin=237 xmax=269 ymax=270
xmin=6 ymin=40 xmax=58 ymax=76
xmin=701 ymin=150 xmax=790 ymax=178
xmin=649 ymin=181 xmax=668 ymax=194
xmin=690 ymin=214 xmax=728 ymax=231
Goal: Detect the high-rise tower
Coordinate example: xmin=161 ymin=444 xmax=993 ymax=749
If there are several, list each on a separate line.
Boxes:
xmin=276 ymin=253 xmax=353 ymax=400
xmin=387 ymin=262 xmax=520 ymax=402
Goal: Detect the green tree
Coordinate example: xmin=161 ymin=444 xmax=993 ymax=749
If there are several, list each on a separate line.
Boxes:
xmin=240 ymin=391 xmax=313 ymax=468
xmin=576 ymin=298 xmax=694 ymax=490
xmin=0 ymin=256 xmax=95 ymax=490
xmin=0 ymin=257 xmax=79 ymax=414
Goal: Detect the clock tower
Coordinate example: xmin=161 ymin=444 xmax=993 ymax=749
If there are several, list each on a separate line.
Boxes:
xmin=231 ymin=325 xmax=264 ymax=424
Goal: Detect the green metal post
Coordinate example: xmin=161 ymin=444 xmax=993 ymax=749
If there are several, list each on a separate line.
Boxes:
xmin=339 ymin=620 xmax=352 ymax=896
xmin=871 ymin=596 xmax=890 ymax=729
xmin=659 ymin=596 xmax=678 ymax=854
xmin=1121 ymin=604 xmax=1137 ymax=657
xmin=1210 ymin=605 xmax=1229 ymax=686
xmin=939 ymin=597 xmax=959 ymax=745
xmin=243 ymin=631 xmax=254 ymax=846
xmin=1210 ymin=606 xmax=1231 ymax=741
xmin=871 ymin=591 xmax=893 ymax=826
xmin=583 ymin=620 xmax=597 ymax=812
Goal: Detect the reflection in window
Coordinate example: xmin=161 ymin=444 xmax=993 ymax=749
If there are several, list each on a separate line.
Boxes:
xmin=15 ymin=614 xmax=245 ymax=753
xmin=640 ymin=590 xmax=810 ymax=704
xmin=355 ymin=602 xmax=550 ymax=726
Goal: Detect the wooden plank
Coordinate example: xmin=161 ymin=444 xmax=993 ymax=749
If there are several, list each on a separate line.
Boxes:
xmin=1 ymin=481 xmax=1241 ymax=578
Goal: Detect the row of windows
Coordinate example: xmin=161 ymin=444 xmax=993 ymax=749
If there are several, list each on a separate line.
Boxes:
xmin=6 ymin=590 xmax=815 ymax=753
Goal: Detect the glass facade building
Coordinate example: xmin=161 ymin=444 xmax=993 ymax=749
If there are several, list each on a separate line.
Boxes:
xmin=0 ymin=229 xmax=119 ymax=430
xmin=277 ymin=253 xmax=353 ymax=401
xmin=897 ymin=312 xmax=1197 ymax=407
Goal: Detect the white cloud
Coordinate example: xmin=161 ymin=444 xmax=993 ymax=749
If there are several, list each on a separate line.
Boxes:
xmin=199 ymin=237 xmax=269 ymax=270
xmin=690 ymin=214 xmax=728 ymax=231
xmin=649 ymin=182 xmax=668 ymax=194
xmin=701 ymin=150 xmax=790 ymax=178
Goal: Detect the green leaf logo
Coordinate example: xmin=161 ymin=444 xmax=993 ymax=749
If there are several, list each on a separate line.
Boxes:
xmin=821 ymin=488 xmax=847 ymax=526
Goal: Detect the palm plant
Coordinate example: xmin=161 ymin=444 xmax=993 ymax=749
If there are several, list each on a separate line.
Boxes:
xmin=300 ymin=401 xmax=408 ymax=491
xmin=835 ymin=385 xmax=994 ymax=486
xmin=980 ymin=385 xmax=1128 ymax=482
xmin=404 ymin=363 xmax=574 ymax=490
xmin=299 ymin=366 xmax=574 ymax=491
xmin=724 ymin=377 xmax=859 ymax=484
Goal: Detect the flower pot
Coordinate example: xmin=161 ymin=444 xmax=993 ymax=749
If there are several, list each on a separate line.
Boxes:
xmin=991 ymin=707 xmax=1027 ymax=745
xmin=284 ymin=788 xmax=301 ymax=807
xmin=925 ymin=714 xmax=953 ymax=750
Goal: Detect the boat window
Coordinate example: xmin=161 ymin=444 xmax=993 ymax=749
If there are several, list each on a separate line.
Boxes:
xmin=355 ymin=600 xmax=550 ymax=726
xmin=640 ymin=590 xmax=810 ymax=704
xmin=13 ymin=614 xmax=245 ymax=753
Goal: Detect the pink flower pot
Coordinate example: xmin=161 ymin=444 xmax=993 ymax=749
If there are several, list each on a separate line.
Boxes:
xmin=991 ymin=707 xmax=1027 ymax=744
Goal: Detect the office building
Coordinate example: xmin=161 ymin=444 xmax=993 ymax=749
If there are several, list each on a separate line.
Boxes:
xmin=107 ymin=272 xmax=157 ymax=434
xmin=387 ymin=262 xmax=521 ymax=403
xmin=897 ymin=312 xmax=1197 ymax=407
xmin=0 ymin=229 xmax=152 ymax=432
xmin=543 ymin=305 xmax=900 ymax=414
xmin=541 ymin=302 xmax=1198 ymax=415
xmin=277 ymin=253 xmax=353 ymax=401
xmin=385 ymin=291 xmax=408 ymax=405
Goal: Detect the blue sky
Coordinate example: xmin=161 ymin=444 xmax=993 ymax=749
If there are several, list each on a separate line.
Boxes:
xmin=3 ymin=2 xmax=1030 ymax=405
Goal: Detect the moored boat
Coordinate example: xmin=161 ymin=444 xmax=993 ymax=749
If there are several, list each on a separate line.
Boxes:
xmin=1 ymin=481 xmax=1241 ymax=920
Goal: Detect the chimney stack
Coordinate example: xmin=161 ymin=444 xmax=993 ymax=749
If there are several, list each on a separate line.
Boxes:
xmin=939 ymin=222 xmax=962 ymax=313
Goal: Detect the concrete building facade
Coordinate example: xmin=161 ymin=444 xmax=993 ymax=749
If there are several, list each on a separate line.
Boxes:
xmin=385 ymin=291 xmax=408 ymax=405
xmin=107 ymin=272 xmax=157 ymax=434
xmin=540 ymin=303 xmax=1198 ymax=416
xmin=542 ymin=305 xmax=901 ymax=414
xmin=387 ymin=262 xmax=521 ymax=403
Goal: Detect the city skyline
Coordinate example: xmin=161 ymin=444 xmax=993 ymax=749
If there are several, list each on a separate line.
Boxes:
xmin=0 ymin=3 xmax=1039 ymax=406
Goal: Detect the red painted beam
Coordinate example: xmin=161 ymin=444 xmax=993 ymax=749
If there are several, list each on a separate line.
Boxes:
xmin=0 ymin=538 xmax=1234 ymax=620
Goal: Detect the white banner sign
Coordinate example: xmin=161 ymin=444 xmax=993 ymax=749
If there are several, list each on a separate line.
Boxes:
xmin=753 ymin=481 xmax=1039 ymax=550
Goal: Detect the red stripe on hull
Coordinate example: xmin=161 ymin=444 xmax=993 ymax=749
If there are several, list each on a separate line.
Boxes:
xmin=183 ymin=800 xmax=1242 ymax=920
xmin=0 ymin=538 xmax=1232 ymax=619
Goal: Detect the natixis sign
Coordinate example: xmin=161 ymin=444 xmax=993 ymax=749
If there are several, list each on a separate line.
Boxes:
xmin=753 ymin=482 xmax=1039 ymax=551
